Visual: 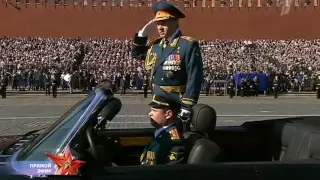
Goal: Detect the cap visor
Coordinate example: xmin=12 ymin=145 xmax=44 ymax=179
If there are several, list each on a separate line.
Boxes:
xmin=148 ymin=101 xmax=165 ymax=109
xmin=153 ymin=17 xmax=172 ymax=22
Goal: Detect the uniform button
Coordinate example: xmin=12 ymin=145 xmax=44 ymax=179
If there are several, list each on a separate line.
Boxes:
xmin=161 ymin=78 xmax=164 ymax=81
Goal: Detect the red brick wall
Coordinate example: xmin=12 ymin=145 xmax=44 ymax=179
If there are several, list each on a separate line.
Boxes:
xmin=1 ymin=0 xmax=320 ymax=40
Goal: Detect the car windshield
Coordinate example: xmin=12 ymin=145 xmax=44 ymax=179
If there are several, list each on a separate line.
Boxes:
xmin=15 ymin=92 xmax=97 ymax=161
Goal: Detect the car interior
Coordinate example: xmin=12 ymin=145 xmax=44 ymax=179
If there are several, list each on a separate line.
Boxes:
xmin=2 ymin=87 xmax=320 ymax=178
xmin=75 ymin=98 xmax=320 ymax=174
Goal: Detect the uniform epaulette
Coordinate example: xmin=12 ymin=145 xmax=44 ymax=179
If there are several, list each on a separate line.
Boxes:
xmin=181 ymin=36 xmax=197 ymax=43
xmin=168 ymin=128 xmax=180 ymax=140
xmin=148 ymin=37 xmax=162 ymax=46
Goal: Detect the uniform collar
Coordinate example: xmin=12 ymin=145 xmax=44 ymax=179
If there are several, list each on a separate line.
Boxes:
xmin=160 ymin=29 xmax=181 ymax=48
xmin=167 ymin=29 xmax=182 ymax=43
xmin=154 ymin=123 xmax=174 ymax=138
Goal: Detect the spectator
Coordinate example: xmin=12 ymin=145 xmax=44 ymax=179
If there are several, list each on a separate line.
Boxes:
xmin=0 ymin=36 xmax=320 ymax=92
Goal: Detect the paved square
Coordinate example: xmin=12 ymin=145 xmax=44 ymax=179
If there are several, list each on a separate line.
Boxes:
xmin=0 ymin=95 xmax=320 ymax=136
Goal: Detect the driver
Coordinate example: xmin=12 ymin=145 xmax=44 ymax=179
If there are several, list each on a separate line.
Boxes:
xmin=140 ymin=94 xmax=186 ymax=165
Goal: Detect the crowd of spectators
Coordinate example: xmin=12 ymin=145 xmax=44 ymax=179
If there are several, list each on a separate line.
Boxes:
xmin=1 ymin=36 xmax=320 ymax=92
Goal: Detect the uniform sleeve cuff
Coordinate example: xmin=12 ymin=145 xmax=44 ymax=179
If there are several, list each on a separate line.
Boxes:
xmin=133 ymin=33 xmax=148 ymax=46
xmin=181 ymin=98 xmax=196 ymax=106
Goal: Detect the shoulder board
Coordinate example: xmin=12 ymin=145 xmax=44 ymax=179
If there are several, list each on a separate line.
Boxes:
xmin=180 ymin=36 xmax=197 ymax=42
xmin=168 ymin=128 xmax=180 ymax=140
xmin=148 ymin=37 xmax=162 ymax=46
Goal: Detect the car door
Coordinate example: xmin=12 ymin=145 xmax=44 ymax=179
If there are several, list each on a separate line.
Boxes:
xmin=254 ymin=162 xmax=320 ymax=180
xmin=88 ymin=164 xmax=258 ymax=180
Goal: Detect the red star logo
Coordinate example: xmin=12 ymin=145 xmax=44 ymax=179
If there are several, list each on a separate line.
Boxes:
xmin=45 ymin=146 xmax=85 ymax=175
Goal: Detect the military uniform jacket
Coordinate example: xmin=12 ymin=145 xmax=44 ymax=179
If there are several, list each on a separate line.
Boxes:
xmin=316 ymin=76 xmax=320 ymax=86
xmin=253 ymin=77 xmax=259 ymax=86
xmin=0 ymin=76 xmax=8 ymax=88
xmin=132 ymin=30 xmax=204 ymax=107
xmin=143 ymin=79 xmax=149 ymax=86
xmin=140 ymin=125 xmax=185 ymax=165
xmin=45 ymin=74 xmax=51 ymax=85
xmin=52 ymin=73 xmax=60 ymax=84
xmin=228 ymin=78 xmax=235 ymax=86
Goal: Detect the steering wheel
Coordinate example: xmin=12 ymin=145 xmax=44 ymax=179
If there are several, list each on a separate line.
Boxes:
xmin=85 ymin=126 xmax=118 ymax=167
xmin=85 ymin=126 xmax=99 ymax=160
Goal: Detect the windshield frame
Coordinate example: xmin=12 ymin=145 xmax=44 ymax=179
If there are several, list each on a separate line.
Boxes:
xmin=14 ymin=88 xmax=108 ymax=161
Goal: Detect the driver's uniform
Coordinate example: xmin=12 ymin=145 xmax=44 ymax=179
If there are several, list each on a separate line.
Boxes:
xmin=140 ymin=124 xmax=185 ymax=165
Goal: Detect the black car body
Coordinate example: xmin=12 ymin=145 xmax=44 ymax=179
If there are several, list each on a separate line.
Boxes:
xmin=0 ymin=87 xmax=320 ymax=179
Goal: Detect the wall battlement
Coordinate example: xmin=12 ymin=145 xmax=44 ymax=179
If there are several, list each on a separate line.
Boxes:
xmin=1 ymin=0 xmax=320 ymax=39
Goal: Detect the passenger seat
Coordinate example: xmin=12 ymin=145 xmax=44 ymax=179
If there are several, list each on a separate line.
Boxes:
xmin=270 ymin=120 xmax=320 ymax=161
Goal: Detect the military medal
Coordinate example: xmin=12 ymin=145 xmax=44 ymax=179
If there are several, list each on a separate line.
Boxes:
xmin=166 ymin=71 xmax=174 ymax=78
xmin=140 ymin=153 xmax=145 ymax=163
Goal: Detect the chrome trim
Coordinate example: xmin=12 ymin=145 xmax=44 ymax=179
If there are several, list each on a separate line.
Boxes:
xmin=19 ymin=140 xmax=29 ymax=143
xmin=0 ymin=155 xmax=12 ymax=158
xmin=0 ymin=155 xmax=12 ymax=165
xmin=14 ymin=143 xmax=24 ymax=146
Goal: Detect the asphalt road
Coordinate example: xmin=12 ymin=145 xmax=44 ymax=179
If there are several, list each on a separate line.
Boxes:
xmin=0 ymin=95 xmax=320 ymax=136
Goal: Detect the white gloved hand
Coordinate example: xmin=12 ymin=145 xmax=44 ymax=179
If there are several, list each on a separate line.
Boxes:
xmin=178 ymin=108 xmax=192 ymax=122
xmin=138 ymin=19 xmax=155 ymax=37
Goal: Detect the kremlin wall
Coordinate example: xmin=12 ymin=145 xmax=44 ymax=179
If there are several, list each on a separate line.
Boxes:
xmin=1 ymin=0 xmax=320 ymax=40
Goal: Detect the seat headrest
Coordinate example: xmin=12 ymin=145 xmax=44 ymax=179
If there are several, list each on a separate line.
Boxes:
xmin=191 ymin=104 xmax=217 ymax=133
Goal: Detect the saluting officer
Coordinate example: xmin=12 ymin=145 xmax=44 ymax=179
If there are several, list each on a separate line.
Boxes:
xmin=132 ymin=1 xmax=204 ymax=122
xmin=316 ymin=75 xmax=320 ymax=99
xmin=143 ymin=75 xmax=149 ymax=98
xmin=0 ymin=73 xmax=8 ymax=98
xmin=273 ymin=76 xmax=279 ymax=99
xmin=140 ymin=94 xmax=185 ymax=165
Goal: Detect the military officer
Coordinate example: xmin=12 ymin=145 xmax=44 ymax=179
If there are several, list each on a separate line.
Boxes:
xmin=140 ymin=94 xmax=185 ymax=165
xmin=132 ymin=1 xmax=204 ymax=124
xmin=240 ymin=77 xmax=245 ymax=97
xmin=51 ymin=71 xmax=59 ymax=98
xmin=228 ymin=75 xmax=235 ymax=98
xmin=204 ymin=76 xmax=212 ymax=96
xmin=45 ymin=73 xmax=51 ymax=96
xmin=316 ymin=75 xmax=320 ymax=99
xmin=143 ymin=75 xmax=149 ymax=98
xmin=253 ymin=75 xmax=260 ymax=97
xmin=273 ymin=76 xmax=279 ymax=99
xmin=0 ymin=73 xmax=8 ymax=98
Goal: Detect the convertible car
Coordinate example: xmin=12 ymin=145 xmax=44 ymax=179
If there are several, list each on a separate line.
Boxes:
xmin=0 ymin=85 xmax=320 ymax=180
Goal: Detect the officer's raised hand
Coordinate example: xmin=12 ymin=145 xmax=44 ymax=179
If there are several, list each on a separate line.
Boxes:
xmin=132 ymin=19 xmax=155 ymax=59
xmin=138 ymin=19 xmax=155 ymax=37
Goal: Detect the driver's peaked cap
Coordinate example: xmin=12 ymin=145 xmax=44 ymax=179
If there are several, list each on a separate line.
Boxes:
xmin=149 ymin=94 xmax=181 ymax=110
